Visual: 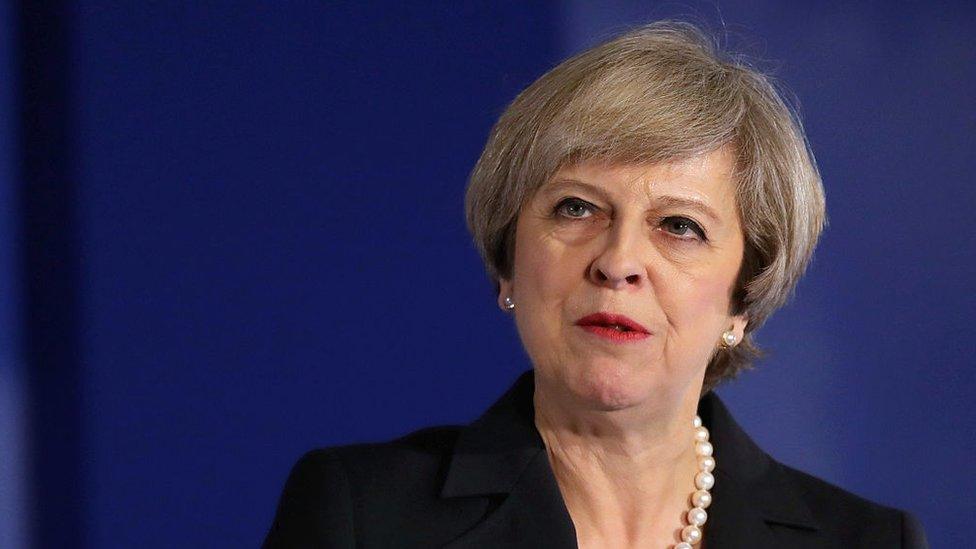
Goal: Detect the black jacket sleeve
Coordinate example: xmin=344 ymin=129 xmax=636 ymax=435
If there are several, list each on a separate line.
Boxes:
xmin=263 ymin=450 xmax=356 ymax=549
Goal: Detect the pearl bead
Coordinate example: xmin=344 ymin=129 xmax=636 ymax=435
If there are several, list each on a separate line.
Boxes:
xmin=693 ymin=426 xmax=709 ymax=442
xmin=694 ymin=441 xmax=713 ymax=457
xmin=687 ymin=506 xmax=707 ymax=526
xmin=681 ymin=525 xmax=703 ymax=544
xmin=673 ymin=415 xmax=715 ymax=548
xmin=691 ymin=489 xmax=712 ymax=509
xmin=694 ymin=471 xmax=715 ymax=490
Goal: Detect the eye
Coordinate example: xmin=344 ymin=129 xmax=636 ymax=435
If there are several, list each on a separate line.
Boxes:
xmin=660 ymin=216 xmax=707 ymax=242
xmin=553 ymin=197 xmax=596 ymax=219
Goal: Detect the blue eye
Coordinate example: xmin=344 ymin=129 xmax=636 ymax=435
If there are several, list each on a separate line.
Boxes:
xmin=661 ymin=216 xmax=707 ymax=242
xmin=554 ymin=197 xmax=595 ymax=219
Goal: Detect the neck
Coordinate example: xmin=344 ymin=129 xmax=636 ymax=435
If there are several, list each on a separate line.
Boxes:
xmin=533 ymin=376 xmax=704 ymax=545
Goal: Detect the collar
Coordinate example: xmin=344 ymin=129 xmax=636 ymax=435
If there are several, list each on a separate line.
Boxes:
xmin=441 ymin=370 xmax=819 ymax=548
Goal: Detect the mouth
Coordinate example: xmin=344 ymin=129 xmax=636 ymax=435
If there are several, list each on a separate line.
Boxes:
xmin=574 ymin=312 xmax=651 ymax=341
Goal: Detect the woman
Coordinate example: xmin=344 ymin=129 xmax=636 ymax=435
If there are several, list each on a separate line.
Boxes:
xmin=264 ymin=22 xmax=928 ymax=548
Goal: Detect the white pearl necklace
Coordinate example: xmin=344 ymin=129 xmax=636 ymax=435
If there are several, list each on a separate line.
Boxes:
xmin=673 ymin=415 xmax=714 ymax=548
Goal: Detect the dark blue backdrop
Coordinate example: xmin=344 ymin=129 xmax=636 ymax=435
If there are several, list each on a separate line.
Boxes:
xmin=3 ymin=2 xmax=973 ymax=548
xmin=1 ymin=0 xmax=26 ymax=547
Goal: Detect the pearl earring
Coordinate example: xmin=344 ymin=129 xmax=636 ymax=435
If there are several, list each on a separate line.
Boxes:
xmin=721 ymin=330 xmax=737 ymax=347
xmin=502 ymin=296 xmax=515 ymax=310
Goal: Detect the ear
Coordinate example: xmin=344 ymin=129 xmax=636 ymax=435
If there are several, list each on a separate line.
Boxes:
xmin=730 ymin=313 xmax=749 ymax=342
xmin=496 ymin=277 xmax=513 ymax=310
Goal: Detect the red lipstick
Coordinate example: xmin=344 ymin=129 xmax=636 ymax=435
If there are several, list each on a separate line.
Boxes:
xmin=574 ymin=312 xmax=651 ymax=342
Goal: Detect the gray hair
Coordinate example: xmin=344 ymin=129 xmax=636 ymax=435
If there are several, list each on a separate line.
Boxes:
xmin=464 ymin=21 xmax=826 ymax=392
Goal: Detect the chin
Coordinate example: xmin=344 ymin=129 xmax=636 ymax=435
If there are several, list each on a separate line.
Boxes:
xmin=568 ymin=359 xmax=655 ymax=411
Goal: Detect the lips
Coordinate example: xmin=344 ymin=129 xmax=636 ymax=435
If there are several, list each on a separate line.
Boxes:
xmin=574 ymin=312 xmax=650 ymax=334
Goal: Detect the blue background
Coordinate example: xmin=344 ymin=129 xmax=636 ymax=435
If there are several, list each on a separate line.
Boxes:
xmin=3 ymin=2 xmax=973 ymax=547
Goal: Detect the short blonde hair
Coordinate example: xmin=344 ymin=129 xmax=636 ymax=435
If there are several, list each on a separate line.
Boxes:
xmin=465 ymin=21 xmax=826 ymax=392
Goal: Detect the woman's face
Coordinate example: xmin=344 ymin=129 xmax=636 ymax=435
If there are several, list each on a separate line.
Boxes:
xmin=500 ymin=147 xmax=748 ymax=411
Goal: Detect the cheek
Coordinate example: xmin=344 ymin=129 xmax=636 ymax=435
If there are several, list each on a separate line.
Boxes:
xmin=651 ymin=274 xmax=729 ymax=377
xmin=512 ymin=228 xmax=581 ymax=304
xmin=659 ymin=262 xmax=739 ymax=339
xmin=510 ymin=226 xmax=589 ymax=359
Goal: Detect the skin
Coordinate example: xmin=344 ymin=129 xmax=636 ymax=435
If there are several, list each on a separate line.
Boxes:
xmin=497 ymin=146 xmax=748 ymax=548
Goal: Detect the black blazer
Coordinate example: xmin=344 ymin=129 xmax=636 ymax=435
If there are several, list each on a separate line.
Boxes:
xmin=264 ymin=370 xmax=928 ymax=548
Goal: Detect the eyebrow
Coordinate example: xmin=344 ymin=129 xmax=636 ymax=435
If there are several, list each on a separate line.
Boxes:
xmin=543 ymin=178 xmax=722 ymax=224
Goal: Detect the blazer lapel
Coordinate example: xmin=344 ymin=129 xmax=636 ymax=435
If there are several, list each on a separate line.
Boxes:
xmin=705 ymin=471 xmax=783 ymax=548
xmin=440 ymin=371 xmax=577 ymax=548
xmin=443 ymin=449 xmax=577 ymax=548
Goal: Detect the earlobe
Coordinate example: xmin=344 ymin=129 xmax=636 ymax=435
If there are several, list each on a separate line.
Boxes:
xmin=497 ymin=279 xmax=515 ymax=311
xmin=720 ymin=315 xmax=749 ymax=348
xmin=731 ymin=314 xmax=749 ymax=342
xmin=737 ymin=314 xmax=749 ymax=332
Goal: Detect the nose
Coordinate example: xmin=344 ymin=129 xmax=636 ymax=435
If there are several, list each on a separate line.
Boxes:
xmin=588 ymin=223 xmax=646 ymax=290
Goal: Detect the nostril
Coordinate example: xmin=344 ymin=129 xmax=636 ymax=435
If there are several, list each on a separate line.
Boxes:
xmin=625 ymin=274 xmax=640 ymax=284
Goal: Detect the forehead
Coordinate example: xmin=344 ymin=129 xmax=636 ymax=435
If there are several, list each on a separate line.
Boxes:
xmin=544 ymin=147 xmax=736 ymax=202
xmin=550 ymin=150 xmax=734 ymax=208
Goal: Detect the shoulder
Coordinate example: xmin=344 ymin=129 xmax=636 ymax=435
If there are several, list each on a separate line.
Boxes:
xmin=774 ymin=461 xmax=929 ymax=548
xmin=263 ymin=425 xmax=491 ymax=548
xmin=303 ymin=425 xmax=464 ymax=500
xmin=285 ymin=423 xmax=465 ymax=500
xmin=331 ymin=424 xmax=463 ymax=468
